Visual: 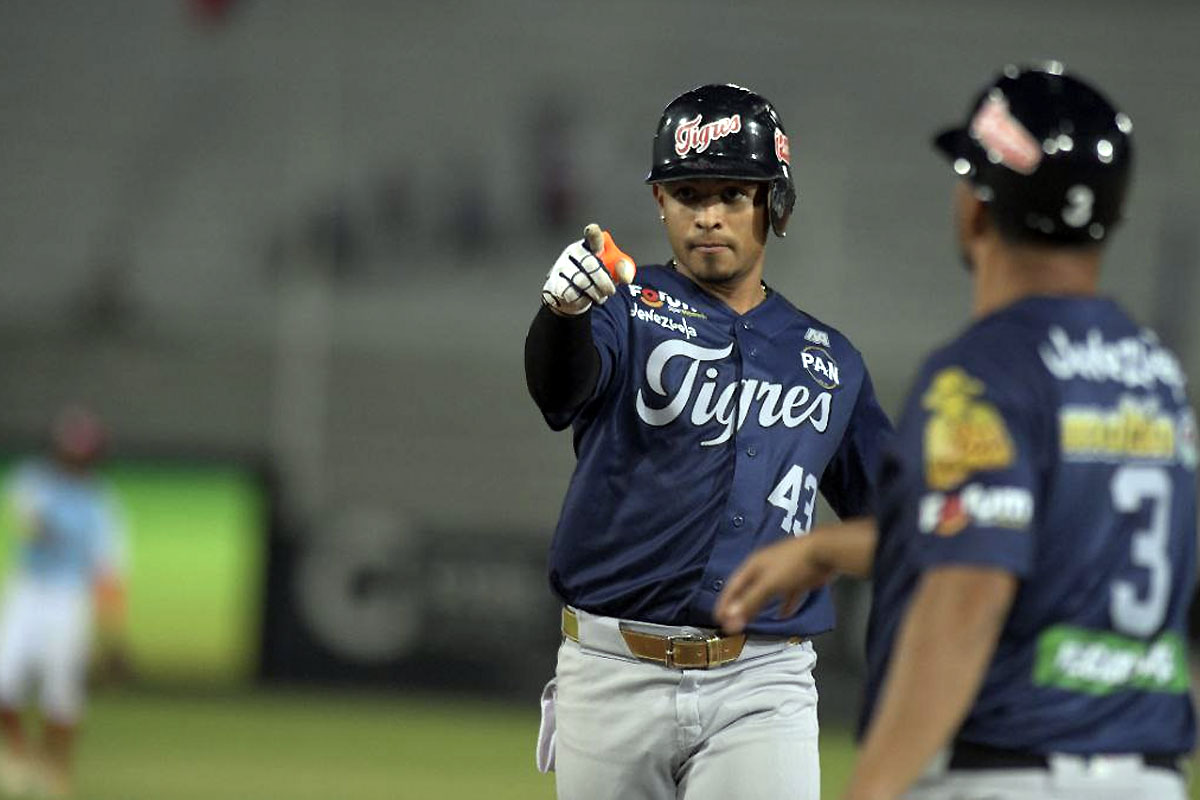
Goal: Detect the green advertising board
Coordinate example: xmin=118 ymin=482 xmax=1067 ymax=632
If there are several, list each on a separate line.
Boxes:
xmin=0 ymin=459 xmax=267 ymax=685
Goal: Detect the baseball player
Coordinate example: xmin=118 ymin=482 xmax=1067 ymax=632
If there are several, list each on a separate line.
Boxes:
xmin=0 ymin=407 xmax=129 ymax=798
xmin=716 ymin=64 xmax=1195 ymax=799
xmin=525 ymin=83 xmax=893 ymax=800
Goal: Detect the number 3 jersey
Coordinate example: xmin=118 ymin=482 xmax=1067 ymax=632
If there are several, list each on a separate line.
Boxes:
xmin=541 ymin=263 xmax=893 ymax=637
xmin=863 ymin=296 xmax=1197 ymax=754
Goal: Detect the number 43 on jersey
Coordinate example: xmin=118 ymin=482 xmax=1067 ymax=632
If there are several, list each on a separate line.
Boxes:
xmin=768 ymin=464 xmax=819 ymax=536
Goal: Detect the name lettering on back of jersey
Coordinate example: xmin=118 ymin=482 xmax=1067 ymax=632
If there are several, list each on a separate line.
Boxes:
xmin=801 ymin=346 xmax=840 ymax=390
xmin=627 ymin=284 xmax=707 ymax=319
xmin=1181 ymin=408 xmax=1198 ymax=469
xmin=1039 ymin=327 xmax=1187 ymax=401
xmin=804 ymin=328 xmax=830 ymax=347
xmin=1061 ymin=396 xmax=1197 ymax=469
xmin=919 ymin=483 xmax=1033 ymax=537
xmin=636 ymin=339 xmax=831 ymax=447
xmin=922 ymin=367 xmax=1015 ymax=490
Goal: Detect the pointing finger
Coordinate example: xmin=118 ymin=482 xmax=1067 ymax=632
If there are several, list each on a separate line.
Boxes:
xmin=583 ymin=223 xmax=605 ymax=254
xmin=582 ymin=223 xmax=638 ymax=285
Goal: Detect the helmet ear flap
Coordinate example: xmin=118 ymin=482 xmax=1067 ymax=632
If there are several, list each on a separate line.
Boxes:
xmin=768 ymin=177 xmax=797 ymax=237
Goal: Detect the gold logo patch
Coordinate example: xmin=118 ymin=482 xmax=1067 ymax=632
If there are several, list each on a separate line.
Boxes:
xmin=922 ymin=367 xmax=1015 ymax=490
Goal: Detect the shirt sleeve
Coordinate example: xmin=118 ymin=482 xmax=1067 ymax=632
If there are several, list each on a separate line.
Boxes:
xmin=820 ymin=366 xmax=894 ymax=518
xmin=908 ymin=357 xmax=1042 ymax=577
xmin=5 ymin=463 xmax=43 ymax=538
xmin=525 ymin=306 xmax=601 ymax=429
xmin=532 ymin=293 xmax=629 ymax=431
xmin=92 ymin=488 xmax=130 ymax=580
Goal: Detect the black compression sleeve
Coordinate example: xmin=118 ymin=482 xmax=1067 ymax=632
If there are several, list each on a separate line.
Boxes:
xmin=524 ymin=305 xmax=601 ymax=417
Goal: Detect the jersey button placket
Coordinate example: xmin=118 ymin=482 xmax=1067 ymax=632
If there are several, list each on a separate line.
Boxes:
xmin=729 ymin=324 xmax=751 ymax=534
xmin=738 ymin=328 xmax=760 ymax=465
xmin=695 ymin=317 xmax=758 ymax=614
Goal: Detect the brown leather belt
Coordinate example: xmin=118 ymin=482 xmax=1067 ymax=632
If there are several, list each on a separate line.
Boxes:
xmin=562 ymin=607 xmax=800 ymax=670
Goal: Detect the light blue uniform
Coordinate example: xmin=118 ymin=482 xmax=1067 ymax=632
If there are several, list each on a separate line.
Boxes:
xmin=0 ymin=460 xmax=127 ymax=721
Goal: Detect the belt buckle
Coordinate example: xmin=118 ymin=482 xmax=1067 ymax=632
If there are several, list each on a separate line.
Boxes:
xmin=664 ymin=633 xmax=724 ymax=669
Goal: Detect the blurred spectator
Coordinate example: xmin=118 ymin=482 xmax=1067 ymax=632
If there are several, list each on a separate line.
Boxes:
xmin=444 ymin=156 xmax=493 ymax=258
xmin=373 ymin=165 xmax=417 ymax=251
xmin=75 ymin=253 xmax=139 ymax=339
xmin=188 ymin=0 xmax=239 ymax=27
xmin=528 ymin=96 xmax=579 ymax=235
xmin=0 ymin=407 xmax=130 ymax=798
xmin=306 ymin=195 xmax=362 ymax=281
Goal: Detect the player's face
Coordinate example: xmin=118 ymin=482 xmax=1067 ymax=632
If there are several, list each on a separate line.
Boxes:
xmin=654 ymin=179 xmax=768 ymax=286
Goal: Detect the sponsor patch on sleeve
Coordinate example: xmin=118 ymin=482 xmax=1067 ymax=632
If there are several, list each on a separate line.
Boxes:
xmin=922 ymin=367 xmax=1015 ymax=490
xmin=918 ymin=484 xmax=1033 ymax=537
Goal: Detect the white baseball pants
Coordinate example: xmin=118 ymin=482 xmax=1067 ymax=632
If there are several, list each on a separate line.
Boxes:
xmin=0 ymin=577 xmax=92 ymax=723
xmin=904 ymin=750 xmax=1186 ymax=799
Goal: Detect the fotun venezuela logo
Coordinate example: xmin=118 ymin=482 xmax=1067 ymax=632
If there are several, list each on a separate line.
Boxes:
xmin=674 ymin=114 xmax=742 ymax=156
xmin=627 ymin=284 xmax=707 ymax=319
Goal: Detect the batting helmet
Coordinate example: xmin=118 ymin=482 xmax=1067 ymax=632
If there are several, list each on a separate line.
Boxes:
xmin=934 ymin=62 xmax=1133 ymax=246
xmin=646 ymin=84 xmax=796 ymax=237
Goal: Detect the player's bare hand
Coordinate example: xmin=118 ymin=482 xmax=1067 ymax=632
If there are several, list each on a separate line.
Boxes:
xmin=714 ymin=535 xmax=835 ymax=634
xmin=541 ymin=224 xmax=636 ymax=316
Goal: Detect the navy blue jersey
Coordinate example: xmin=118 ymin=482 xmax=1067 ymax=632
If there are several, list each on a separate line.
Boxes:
xmin=863 ymin=296 xmax=1197 ymax=755
xmin=543 ymin=263 xmax=892 ymax=636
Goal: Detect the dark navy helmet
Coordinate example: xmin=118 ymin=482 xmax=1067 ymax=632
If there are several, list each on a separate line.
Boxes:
xmin=646 ymin=84 xmax=796 ymax=237
xmin=934 ymin=62 xmax=1134 ymax=246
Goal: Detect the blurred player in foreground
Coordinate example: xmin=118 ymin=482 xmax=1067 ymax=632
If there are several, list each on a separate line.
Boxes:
xmin=525 ymin=83 xmax=891 ymax=799
xmin=717 ymin=63 xmax=1196 ymax=799
xmin=0 ymin=408 xmax=129 ymax=798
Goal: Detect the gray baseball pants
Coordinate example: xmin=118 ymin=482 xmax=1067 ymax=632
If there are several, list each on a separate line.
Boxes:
xmin=538 ymin=609 xmax=820 ymax=800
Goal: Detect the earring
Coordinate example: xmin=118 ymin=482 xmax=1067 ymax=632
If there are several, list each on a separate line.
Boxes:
xmin=659 ymin=214 xmax=666 ymax=223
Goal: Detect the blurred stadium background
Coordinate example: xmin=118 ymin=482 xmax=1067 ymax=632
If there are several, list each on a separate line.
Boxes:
xmin=0 ymin=1 xmax=1198 ymax=797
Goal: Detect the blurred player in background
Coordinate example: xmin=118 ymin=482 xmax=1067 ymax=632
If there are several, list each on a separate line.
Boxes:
xmin=0 ymin=407 xmax=129 ymax=798
xmin=525 ymin=83 xmax=891 ymax=799
xmin=717 ymin=64 xmax=1195 ymax=799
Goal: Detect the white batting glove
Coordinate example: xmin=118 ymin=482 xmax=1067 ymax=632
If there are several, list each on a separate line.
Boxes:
xmin=541 ymin=237 xmax=617 ymax=316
